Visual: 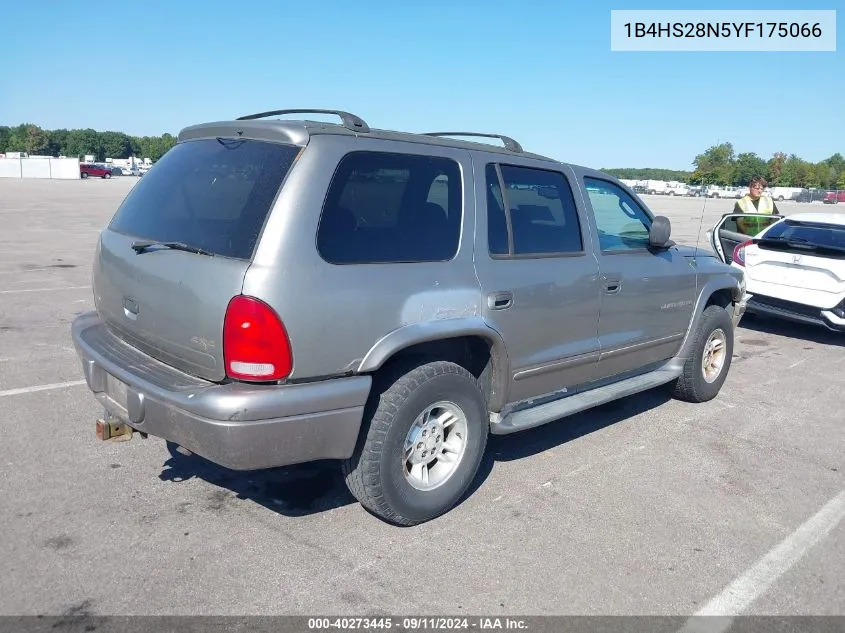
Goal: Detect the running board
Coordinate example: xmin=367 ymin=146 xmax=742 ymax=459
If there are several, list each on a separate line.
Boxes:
xmin=489 ymin=367 xmax=681 ymax=435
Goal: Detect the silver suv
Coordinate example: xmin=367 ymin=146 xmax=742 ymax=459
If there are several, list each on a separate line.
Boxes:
xmin=71 ymin=108 xmax=747 ymax=525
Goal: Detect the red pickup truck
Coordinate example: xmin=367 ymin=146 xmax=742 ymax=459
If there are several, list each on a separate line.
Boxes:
xmin=823 ymin=190 xmax=845 ymax=204
xmin=80 ymin=163 xmax=112 ymax=179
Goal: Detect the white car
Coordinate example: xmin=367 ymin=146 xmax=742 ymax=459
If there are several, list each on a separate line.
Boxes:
xmin=708 ymin=212 xmax=845 ymax=331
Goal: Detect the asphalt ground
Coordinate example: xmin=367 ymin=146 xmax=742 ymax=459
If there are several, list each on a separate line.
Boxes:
xmin=0 ymin=177 xmax=842 ymax=620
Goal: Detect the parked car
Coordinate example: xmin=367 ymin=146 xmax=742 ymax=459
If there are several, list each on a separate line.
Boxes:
xmin=708 ymin=212 xmax=845 ymax=332
xmin=80 ymin=163 xmax=112 ymax=179
xmin=794 ymin=188 xmax=827 ymax=203
xmin=823 ymin=190 xmax=845 ymax=204
xmin=71 ymin=108 xmax=747 ymax=525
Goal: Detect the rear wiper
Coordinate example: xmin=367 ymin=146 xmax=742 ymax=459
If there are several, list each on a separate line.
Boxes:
xmin=131 ymin=240 xmax=214 ymax=256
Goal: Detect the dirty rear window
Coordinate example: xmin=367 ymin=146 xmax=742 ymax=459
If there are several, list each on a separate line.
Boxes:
xmin=108 ymin=138 xmax=299 ymax=260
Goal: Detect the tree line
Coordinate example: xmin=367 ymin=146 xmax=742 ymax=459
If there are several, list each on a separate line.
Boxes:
xmin=606 ymin=143 xmax=845 ymax=190
xmin=0 ymin=123 xmax=177 ymax=162
xmin=3 ymin=123 xmax=844 ymax=190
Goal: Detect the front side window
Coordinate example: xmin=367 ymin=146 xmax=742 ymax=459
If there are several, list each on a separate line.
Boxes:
xmin=584 ymin=177 xmax=652 ymax=252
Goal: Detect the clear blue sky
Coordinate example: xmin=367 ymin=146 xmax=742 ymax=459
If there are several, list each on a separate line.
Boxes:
xmin=1 ymin=0 xmax=842 ymax=170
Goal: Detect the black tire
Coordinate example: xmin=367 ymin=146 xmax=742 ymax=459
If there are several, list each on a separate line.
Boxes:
xmin=81 ymin=172 xmax=88 ymax=179
xmin=342 ymin=360 xmax=489 ymax=526
xmin=671 ymin=304 xmax=734 ymax=403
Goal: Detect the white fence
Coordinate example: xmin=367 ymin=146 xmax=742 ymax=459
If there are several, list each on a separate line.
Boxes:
xmin=0 ymin=157 xmax=81 ymax=180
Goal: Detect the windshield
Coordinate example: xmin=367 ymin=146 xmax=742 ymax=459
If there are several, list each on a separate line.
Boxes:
xmin=108 ymin=137 xmax=300 ymax=260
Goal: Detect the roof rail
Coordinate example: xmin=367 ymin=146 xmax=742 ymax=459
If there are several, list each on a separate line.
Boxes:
xmin=235 ymin=109 xmax=370 ymax=133
xmin=422 ymin=132 xmax=523 ymax=153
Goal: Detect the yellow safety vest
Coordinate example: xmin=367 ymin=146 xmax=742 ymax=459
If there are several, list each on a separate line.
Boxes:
xmin=737 ymin=195 xmax=775 ymax=234
xmin=737 ymin=195 xmax=774 ymax=215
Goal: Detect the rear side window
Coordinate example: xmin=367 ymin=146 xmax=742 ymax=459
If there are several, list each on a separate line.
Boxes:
xmin=487 ymin=163 xmax=583 ymax=256
xmin=317 ymin=151 xmax=462 ymax=264
xmin=108 ymin=138 xmax=299 ymax=260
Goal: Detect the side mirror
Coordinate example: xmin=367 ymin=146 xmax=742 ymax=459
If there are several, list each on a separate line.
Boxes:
xmin=649 ymin=215 xmax=675 ymax=249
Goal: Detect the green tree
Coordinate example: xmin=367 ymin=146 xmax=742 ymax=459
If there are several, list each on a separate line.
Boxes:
xmin=602 ymin=167 xmax=692 ymax=181
xmin=5 ymin=124 xmax=31 ymax=153
xmin=692 ymin=142 xmax=735 ymax=185
xmin=732 ymin=152 xmax=769 ymax=186
xmin=768 ymin=152 xmax=787 ymax=184
xmin=823 ymin=152 xmax=845 ymax=174
xmin=48 ymin=128 xmax=69 ymax=156
xmin=779 ymin=154 xmax=813 ymax=187
xmin=25 ymin=125 xmax=51 ymax=155
xmin=100 ymin=131 xmax=133 ymax=159
xmin=813 ymin=163 xmax=835 ymax=189
xmin=64 ymin=128 xmax=102 ymax=159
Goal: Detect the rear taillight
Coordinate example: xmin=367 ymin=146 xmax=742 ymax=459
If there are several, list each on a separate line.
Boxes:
xmin=223 ymin=295 xmax=292 ymax=381
xmin=732 ymin=240 xmax=753 ymax=267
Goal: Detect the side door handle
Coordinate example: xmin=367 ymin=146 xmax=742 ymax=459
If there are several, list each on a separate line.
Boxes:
xmin=488 ymin=291 xmax=513 ymax=310
xmin=602 ymin=276 xmax=622 ymax=294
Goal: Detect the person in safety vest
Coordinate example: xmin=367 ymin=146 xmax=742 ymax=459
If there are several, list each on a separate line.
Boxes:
xmin=734 ymin=176 xmax=779 ymax=235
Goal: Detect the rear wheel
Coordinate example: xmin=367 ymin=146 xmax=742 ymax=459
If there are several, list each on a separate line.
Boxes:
xmin=342 ymin=360 xmax=488 ymax=526
xmin=671 ymin=304 xmax=734 ymax=403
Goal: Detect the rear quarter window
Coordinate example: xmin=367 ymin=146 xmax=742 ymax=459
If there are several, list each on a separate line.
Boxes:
xmin=316 ymin=151 xmax=463 ymax=264
xmin=108 ymin=138 xmax=300 ymax=260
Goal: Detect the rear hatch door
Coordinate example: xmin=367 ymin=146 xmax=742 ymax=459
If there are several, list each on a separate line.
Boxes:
xmin=745 ymin=218 xmax=845 ymax=308
xmin=93 ymin=134 xmax=301 ymax=382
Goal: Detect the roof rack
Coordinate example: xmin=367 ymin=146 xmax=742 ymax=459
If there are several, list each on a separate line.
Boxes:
xmin=422 ymin=132 xmax=523 ymax=153
xmin=235 ymin=109 xmax=370 ymax=133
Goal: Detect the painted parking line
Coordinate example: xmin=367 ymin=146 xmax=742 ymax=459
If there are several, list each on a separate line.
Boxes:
xmin=0 ymin=286 xmax=89 ymax=294
xmin=678 ymin=487 xmax=845 ymax=632
xmin=0 ymin=380 xmax=87 ymax=398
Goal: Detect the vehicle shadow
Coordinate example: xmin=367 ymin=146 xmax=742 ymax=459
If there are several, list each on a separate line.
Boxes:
xmin=158 ymin=386 xmax=674 ymax=522
xmin=158 ymin=446 xmax=357 ymax=518
xmin=739 ymin=313 xmax=845 ymax=347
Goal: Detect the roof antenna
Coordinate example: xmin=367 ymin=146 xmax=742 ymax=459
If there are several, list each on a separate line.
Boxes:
xmin=692 ymin=188 xmax=709 ymax=263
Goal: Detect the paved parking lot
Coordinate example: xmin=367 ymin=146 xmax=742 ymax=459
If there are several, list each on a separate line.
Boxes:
xmin=0 ymin=177 xmax=843 ymax=619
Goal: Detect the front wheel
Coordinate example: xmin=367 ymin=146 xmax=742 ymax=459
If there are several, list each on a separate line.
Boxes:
xmin=342 ymin=360 xmax=489 ymax=526
xmin=671 ymin=304 xmax=734 ymax=403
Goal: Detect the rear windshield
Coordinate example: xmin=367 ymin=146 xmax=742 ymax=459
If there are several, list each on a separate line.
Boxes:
xmin=764 ymin=219 xmax=845 ymax=248
xmin=108 ymin=138 xmax=299 ymax=259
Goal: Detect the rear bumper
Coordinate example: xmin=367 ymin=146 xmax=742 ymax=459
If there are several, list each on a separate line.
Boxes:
xmin=746 ymin=294 xmax=845 ymax=332
xmin=70 ymin=311 xmax=372 ymax=470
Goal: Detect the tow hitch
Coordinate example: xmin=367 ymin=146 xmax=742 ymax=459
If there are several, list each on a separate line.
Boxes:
xmin=96 ymin=413 xmax=145 ymax=442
